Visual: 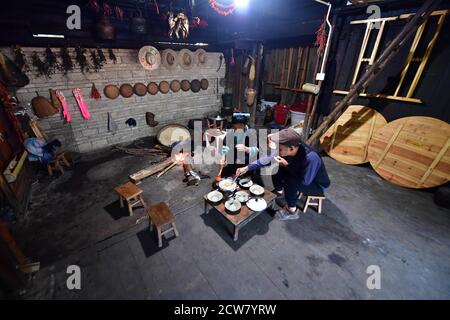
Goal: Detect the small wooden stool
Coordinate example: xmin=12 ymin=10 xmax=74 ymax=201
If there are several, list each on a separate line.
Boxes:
xmin=114 ymin=182 xmax=146 ymax=216
xmin=146 ymin=202 xmax=179 ymax=248
xmin=298 ymin=193 xmax=326 ymax=214
xmin=47 ymin=152 xmax=71 ymax=176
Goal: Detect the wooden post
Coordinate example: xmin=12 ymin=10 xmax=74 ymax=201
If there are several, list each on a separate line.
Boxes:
xmin=307 ymin=0 xmax=440 ymax=146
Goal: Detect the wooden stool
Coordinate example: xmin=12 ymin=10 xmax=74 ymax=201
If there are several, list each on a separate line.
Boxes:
xmin=146 ymin=202 xmax=179 ymax=248
xmin=47 ymin=152 xmax=71 ymax=176
xmin=114 ymin=182 xmax=146 ymax=216
xmin=298 ymin=193 xmax=326 ymax=214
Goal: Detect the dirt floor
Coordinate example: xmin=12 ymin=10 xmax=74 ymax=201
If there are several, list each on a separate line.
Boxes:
xmin=9 ymin=140 xmax=450 ymax=299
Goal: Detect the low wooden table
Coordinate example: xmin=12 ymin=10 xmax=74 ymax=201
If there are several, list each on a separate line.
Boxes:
xmin=203 ymin=189 xmax=276 ymax=241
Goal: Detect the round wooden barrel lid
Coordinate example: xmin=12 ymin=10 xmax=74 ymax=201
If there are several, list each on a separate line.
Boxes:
xmin=320 ymin=105 xmax=387 ymax=165
xmin=147 ymin=82 xmax=159 ymax=95
xmin=368 ymin=116 xmax=450 ymax=189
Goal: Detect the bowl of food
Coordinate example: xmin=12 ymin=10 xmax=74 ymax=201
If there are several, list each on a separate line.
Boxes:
xmin=249 ymin=184 xmax=265 ymax=197
xmin=238 ymin=177 xmax=253 ymax=189
xmin=219 ymin=178 xmax=237 ymax=193
xmin=224 ymin=199 xmax=241 ymax=215
xmin=207 ymin=190 xmax=223 ymax=205
xmin=234 ymin=191 xmax=249 ymax=203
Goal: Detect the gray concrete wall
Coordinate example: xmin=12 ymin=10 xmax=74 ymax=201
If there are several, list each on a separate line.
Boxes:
xmin=4 ymin=47 xmax=225 ymax=152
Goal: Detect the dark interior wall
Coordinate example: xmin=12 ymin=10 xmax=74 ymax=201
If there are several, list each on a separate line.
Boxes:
xmin=320 ymin=2 xmax=450 ymax=123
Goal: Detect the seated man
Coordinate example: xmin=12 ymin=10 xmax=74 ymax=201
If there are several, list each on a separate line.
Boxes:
xmin=236 ymin=128 xmax=330 ymax=221
xmin=24 ymin=137 xmax=61 ymax=166
xmin=220 ymin=113 xmax=258 ymax=178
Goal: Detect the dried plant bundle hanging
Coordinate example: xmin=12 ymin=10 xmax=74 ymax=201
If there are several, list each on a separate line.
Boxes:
xmin=96 ymin=47 xmax=107 ymax=65
xmin=31 ymin=51 xmax=48 ymax=78
xmin=90 ymin=50 xmax=102 ymax=72
xmin=59 ymin=46 xmax=74 ymax=75
xmin=44 ymin=47 xmax=60 ymax=77
xmin=75 ymin=46 xmax=90 ymax=73
xmin=108 ymin=48 xmax=117 ymax=64
xmin=13 ymin=45 xmax=29 ymax=72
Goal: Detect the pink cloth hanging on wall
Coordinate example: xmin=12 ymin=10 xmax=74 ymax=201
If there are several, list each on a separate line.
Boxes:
xmin=55 ymin=89 xmax=72 ymax=123
xmin=72 ymin=88 xmax=91 ymax=119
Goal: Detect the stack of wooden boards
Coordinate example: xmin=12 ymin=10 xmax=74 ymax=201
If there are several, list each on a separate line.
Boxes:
xmin=320 ymin=105 xmax=450 ymax=189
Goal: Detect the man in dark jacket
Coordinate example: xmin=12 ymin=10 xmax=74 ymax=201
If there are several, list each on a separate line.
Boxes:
xmin=236 ymin=128 xmax=330 ymax=221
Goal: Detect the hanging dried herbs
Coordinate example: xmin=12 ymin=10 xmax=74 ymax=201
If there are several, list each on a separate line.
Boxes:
xmin=31 ymin=51 xmax=48 ymax=78
xmin=59 ymin=46 xmax=74 ymax=75
xmin=90 ymin=50 xmax=102 ymax=72
xmin=97 ymin=47 xmax=107 ymax=65
xmin=108 ymin=48 xmax=117 ymax=64
xmin=13 ymin=45 xmax=29 ymax=72
xmin=44 ymin=47 xmax=60 ymax=77
xmin=75 ymin=46 xmax=90 ymax=73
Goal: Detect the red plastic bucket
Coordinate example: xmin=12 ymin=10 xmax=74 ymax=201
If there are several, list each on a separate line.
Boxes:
xmin=273 ymin=105 xmax=290 ymax=125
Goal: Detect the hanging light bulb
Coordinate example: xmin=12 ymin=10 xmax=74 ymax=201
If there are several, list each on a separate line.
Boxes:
xmin=234 ymin=0 xmax=250 ymax=10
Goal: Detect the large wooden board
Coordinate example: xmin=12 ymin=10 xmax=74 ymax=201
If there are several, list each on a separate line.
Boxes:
xmin=320 ymin=105 xmax=387 ymax=165
xmin=368 ymin=116 xmax=450 ymax=189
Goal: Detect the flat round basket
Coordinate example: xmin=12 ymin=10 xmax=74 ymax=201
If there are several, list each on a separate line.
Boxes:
xmin=368 ymin=116 xmax=450 ymax=189
xmin=157 ymin=124 xmax=191 ymax=147
xmin=200 ymin=78 xmax=209 ymax=90
xmin=104 ymin=84 xmax=120 ymax=99
xmin=181 ymin=80 xmax=191 ymax=91
xmin=133 ymin=83 xmax=147 ymax=96
xmin=120 ymin=83 xmax=134 ymax=98
xmin=170 ymin=80 xmax=181 ymax=92
xmin=190 ymin=79 xmax=201 ymax=93
xmin=320 ymin=105 xmax=387 ymax=165
xmin=159 ymin=81 xmax=170 ymax=94
xmin=147 ymin=82 xmax=159 ymax=95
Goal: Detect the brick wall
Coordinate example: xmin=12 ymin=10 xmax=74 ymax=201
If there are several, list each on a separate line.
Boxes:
xmin=5 ymin=47 xmax=225 ymax=152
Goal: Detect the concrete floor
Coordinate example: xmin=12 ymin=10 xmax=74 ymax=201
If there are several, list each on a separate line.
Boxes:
xmin=13 ymin=146 xmax=450 ymax=299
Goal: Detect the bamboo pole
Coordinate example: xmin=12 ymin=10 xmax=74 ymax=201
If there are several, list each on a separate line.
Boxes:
xmin=307 ymin=0 xmax=440 ymax=146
